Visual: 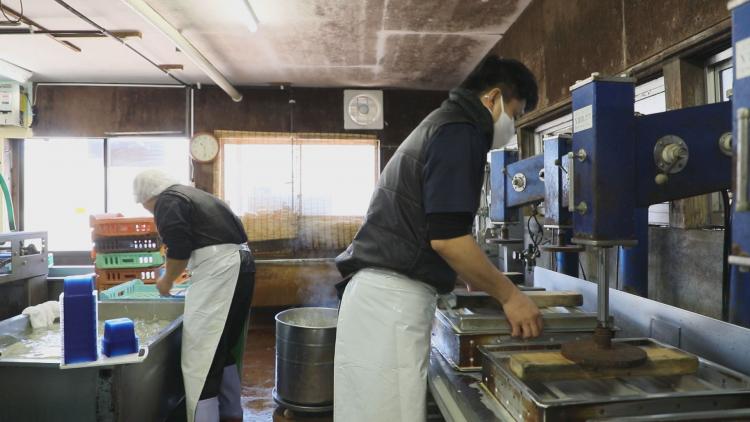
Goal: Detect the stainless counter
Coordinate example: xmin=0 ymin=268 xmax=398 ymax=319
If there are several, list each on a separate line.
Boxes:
xmin=0 ymin=301 xmax=184 ymax=422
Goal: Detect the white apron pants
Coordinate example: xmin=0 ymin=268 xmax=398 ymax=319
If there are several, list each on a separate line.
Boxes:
xmin=334 ymin=268 xmax=438 ymax=422
xmin=182 ymin=243 xmax=242 ymax=422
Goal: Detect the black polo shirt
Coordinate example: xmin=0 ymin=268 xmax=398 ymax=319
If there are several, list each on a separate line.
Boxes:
xmin=423 ymin=123 xmax=489 ymax=240
xmin=154 ymin=185 xmax=248 ymax=260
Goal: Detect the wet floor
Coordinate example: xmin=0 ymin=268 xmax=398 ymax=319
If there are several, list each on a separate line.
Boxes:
xmin=242 ymin=308 xmax=333 ymax=422
xmin=242 ymin=308 xmax=278 ymax=422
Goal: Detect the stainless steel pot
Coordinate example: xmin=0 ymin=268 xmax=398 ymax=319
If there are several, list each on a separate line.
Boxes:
xmin=275 ymin=307 xmax=338 ymax=406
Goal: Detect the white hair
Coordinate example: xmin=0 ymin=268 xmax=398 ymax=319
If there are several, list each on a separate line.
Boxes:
xmin=133 ymin=169 xmax=179 ymax=204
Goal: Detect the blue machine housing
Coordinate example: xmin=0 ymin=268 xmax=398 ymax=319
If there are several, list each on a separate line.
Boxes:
xmin=570 ymin=78 xmax=637 ymax=245
xmin=730 ymin=0 xmax=750 ymax=327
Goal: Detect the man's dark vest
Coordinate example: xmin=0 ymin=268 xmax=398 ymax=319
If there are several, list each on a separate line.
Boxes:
xmin=335 ymin=88 xmax=493 ymax=294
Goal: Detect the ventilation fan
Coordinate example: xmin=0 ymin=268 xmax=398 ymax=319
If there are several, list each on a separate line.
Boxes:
xmin=344 ymin=90 xmax=383 ymax=130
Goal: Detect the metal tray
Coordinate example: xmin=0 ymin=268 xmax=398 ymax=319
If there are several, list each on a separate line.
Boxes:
xmin=436 ymin=305 xmax=604 ymax=334
xmin=432 ymin=315 xmax=593 ymax=372
xmin=432 ymin=301 xmax=604 ymax=371
xmin=479 ymin=338 xmax=750 ymax=422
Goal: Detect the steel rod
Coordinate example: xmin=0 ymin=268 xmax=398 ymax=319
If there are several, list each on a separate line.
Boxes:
xmin=597 ymin=247 xmax=610 ymax=327
xmin=0 ymin=4 xmax=81 ymax=52
xmin=51 ymin=0 xmax=188 ymax=86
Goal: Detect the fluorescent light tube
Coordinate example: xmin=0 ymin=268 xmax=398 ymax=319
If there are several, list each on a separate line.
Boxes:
xmin=121 ymin=0 xmax=243 ymax=102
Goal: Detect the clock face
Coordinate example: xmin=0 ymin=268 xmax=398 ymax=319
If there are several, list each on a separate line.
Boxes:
xmin=190 ymin=133 xmax=219 ymax=162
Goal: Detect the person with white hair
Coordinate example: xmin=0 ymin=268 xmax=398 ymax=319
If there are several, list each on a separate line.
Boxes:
xmin=133 ymin=169 xmax=255 ymax=422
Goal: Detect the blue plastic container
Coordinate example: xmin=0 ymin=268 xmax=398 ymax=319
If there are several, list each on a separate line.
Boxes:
xmin=62 ymin=275 xmax=98 ymax=364
xmin=101 ymin=318 xmax=139 ymax=357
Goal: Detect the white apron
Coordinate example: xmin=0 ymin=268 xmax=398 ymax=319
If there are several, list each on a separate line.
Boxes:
xmin=182 ymin=243 xmax=242 ymax=422
xmin=334 ymin=268 xmax=438 ymax=422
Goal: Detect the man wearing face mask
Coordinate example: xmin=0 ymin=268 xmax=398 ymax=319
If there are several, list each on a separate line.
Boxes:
xmin=333 ymin=56 xmax=543 ymax=421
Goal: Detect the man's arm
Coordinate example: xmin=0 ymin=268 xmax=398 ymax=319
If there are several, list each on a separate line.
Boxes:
xmin=156 ymin=257 xmax=188 ymax=296
xmin=431 ymin=235 xmax=543 ymax=338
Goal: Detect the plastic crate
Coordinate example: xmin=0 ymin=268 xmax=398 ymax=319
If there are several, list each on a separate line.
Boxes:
xmin=99 ymin=279 xmax=191 ymax=301
xmin=90 ymin=213 xmax=157 ymax=238
xmin=93 ymin=234 xmax=162 ymax=254
xmin=95 ymin=251 xmax=164 ymax=269
xmin=96 ymin=266 xmax=162 ymax=284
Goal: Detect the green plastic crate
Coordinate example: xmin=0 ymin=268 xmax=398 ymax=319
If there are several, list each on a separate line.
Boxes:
xmin=95 ymin=251 xmax=165 ymax=269
xmin=99 ymin=279 xmax=191 ymax=300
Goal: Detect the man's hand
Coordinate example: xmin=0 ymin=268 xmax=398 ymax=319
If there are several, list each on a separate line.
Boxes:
xmin=430 ymin=235 xmax=544 ymax=339
xmin=502 ymin=289 xmax=543 ymax=339
xmin=156 ymin=277 xmax=173 ymax=296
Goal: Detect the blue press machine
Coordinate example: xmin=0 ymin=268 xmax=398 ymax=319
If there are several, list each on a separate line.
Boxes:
xmin=488 ymin=0 xmax=749 ymax=331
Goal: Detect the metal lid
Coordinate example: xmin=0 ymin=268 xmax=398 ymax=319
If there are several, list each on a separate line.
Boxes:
xmin=728 ymin=0 xmax=750 ymax=11
xmin=569 ymin=72 xmax=637 ymax=92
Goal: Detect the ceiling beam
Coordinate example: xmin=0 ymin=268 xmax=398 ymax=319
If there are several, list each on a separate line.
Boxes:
xmin=51 ymin=0 xmax=188 ymax=86
xmin=0 ymin=4 xmax=81 ymax=52
xmin=0 ymin=29 xmax=142 ymax=39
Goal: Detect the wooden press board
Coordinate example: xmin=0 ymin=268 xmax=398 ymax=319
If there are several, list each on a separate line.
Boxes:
xmin=509 ymin=345 xmax=699 ymax=382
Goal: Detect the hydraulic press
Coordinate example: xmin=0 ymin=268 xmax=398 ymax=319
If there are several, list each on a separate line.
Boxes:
xmin=488 ymin=142 xmax=582 ymax=280
xmin=560 ymin=73 xmax=732 ymax=367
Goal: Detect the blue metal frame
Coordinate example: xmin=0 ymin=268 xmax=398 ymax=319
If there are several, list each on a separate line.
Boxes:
xmin=489 ymin=149 xmax=519 ymax=223
xmin=489 ymin=150 xmax=545 ymax=223
xmin=570 ymin=78 xmax=637 ymax=244
xmin=505 ymin=155 xmax=545 ymax=208
xmin=634 ymin=102 xmax=732 ymax=206
xmin=618 ymin=208 xmax=649 ymax=297
xmin=730 ymin=0 xmax=750 ymax=327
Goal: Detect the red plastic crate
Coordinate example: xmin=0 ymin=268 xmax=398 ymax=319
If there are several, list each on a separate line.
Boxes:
xmin=90 ymin=213 xmax=157 ymax=238
xmin=95 ymin=266 xmax=189 ymax=286
xmin=96 ymin=266 xmax=161 ymax=284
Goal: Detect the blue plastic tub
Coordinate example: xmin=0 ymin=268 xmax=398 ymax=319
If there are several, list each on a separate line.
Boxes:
xmin=101 ymin=318 xmax=139 ymax=357
xmin=61 ymin=275 xmax=98 ymax=364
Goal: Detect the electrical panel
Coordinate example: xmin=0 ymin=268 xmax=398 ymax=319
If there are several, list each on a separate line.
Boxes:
xmin=0 ymin=83 xmax=22 ymax=127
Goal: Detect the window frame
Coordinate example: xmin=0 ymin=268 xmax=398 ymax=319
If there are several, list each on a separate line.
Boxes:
xmin=705 ymin=47 xmax=733 ymax=103
xmin=214 ymin=131 xmax=380 ymax=258
xmin=18 ymin=136 xmax=190 ymax=256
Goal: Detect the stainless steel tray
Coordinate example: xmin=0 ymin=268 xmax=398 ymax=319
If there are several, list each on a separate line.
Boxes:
xmin=436 ymin=305 xmax=604 ymax=334
xmin=479 ymin=338 xmax=750 ymax=422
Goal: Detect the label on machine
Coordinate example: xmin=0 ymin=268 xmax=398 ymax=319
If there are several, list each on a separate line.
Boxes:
xmin=738 ymin=37 xmax=750 ymax=80
xmin=573 ymin=105 xmax=593 ymax=133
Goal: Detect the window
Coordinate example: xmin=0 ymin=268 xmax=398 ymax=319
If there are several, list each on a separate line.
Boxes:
xmin=107 ymin=137 xmax=190 ymax=216
xmin=533 ymin=112 xmax=573 ymax=146
xmin=634 ymin=76 xmax=666 ymax=115
xmin=218 ymin=131 xmax=378 ymax=258
xmin=633 ymin=77 xmax=669 ymax=226
xmin=23 ymin=137 xmax=189 ymax=251
xmin=24 ymin=139 xmax=105 ymax=251
xmin=706 ymin=48 xmax=733 ymax=103
xmin=706 ymin=48 xmax=734 ymax=226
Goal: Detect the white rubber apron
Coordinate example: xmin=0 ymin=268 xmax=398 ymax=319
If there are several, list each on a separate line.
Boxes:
xmin=334 ymin=268 xmax=438 ymax=422
xmin=182 ymin=243 xmax=242 ymax=422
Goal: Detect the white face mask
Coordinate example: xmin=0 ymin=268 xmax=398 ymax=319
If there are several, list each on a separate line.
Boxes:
xmin=492 ymin=96 xmax=516 ymax=150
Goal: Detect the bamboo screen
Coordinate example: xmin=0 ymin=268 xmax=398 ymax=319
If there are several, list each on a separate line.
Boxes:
xmin=215 ymin=131 xmax=379 ymax=258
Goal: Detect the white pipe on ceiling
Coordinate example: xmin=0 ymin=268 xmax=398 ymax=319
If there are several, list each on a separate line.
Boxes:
xmin=121 ymin=0 xmax=243 ymax=102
